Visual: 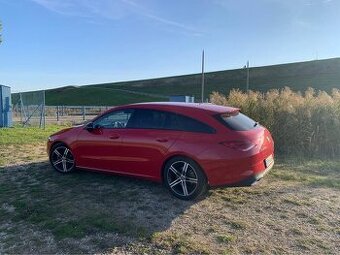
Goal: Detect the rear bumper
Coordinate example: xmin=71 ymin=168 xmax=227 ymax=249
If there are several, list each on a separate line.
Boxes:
xmin=205 ymin=153 xmax=274 ymax=187
xmin=224 ymin=160 xmax=274 ymax=187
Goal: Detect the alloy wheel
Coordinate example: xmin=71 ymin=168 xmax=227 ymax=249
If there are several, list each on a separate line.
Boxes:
xmin=51 ymin=145 xmax=75 ymax=173
xmin=167 ymin=161 xmax=198 ymax=197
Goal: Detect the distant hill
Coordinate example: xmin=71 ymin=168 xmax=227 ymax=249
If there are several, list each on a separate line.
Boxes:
xmin=13 ymin=57 xmax=340 ymax=106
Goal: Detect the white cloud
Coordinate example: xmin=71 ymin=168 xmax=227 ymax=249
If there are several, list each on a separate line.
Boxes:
xmin=31 ymin=0 xmax=202 ymax=36
xmin=31 ymin=0 xmax=93 ymax=17
xmin=121 ymin=0 xmax=201 ymax=34
xmin=304 ymin=0 xmax=335 ymax=5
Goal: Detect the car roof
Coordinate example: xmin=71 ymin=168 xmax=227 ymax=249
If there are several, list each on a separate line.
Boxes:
xmin=126 ymin=102 xmax=239 ymax=115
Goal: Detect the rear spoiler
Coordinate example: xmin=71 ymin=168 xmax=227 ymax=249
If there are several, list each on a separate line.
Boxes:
xmin=220 ymin=108 xmax=240 ymax=117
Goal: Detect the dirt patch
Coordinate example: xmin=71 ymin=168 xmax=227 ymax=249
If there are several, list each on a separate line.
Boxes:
xmin=0 ymin=143 xmax=47 ymax=167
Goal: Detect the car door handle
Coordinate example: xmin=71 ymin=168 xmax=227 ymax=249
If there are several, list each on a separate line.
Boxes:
xmin=156 ymin=138 xmax=168 ymax=143
xmin=109 ymin=135 xmax=120 ymax=140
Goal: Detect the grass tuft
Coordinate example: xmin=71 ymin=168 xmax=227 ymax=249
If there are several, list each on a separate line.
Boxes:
xmin=216 ymin=234 xmax=236 ymax=244
xmin=0 ymin=125 xmax=68 ymax=145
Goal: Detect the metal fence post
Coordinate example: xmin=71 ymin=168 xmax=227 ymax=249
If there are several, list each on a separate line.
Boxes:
xmin=82 ymin=106 xmax=86 ymax=121
xmin=56 ymin=105 xmax=59 ymax=121
xmin=42 ymin=90 xmax=46 ymax=129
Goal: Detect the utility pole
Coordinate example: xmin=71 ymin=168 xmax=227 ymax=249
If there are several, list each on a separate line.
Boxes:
xmin=246 ymin=60 xmax=250 ymax=91
xmin=201 ymin=50 xmax=205 ymax=103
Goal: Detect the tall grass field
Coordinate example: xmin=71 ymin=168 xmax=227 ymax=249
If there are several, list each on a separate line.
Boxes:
xmin=210 ymin=87 xmax=340 ymax=158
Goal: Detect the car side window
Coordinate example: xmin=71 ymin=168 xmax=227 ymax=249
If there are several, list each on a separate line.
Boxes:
xmin=126 ymin=109 xmax=167 ymax=129
xmin=126 ymin=109 xmax=215 ymax=134
xmin=94 ymin=109 xmax=134 ymax=129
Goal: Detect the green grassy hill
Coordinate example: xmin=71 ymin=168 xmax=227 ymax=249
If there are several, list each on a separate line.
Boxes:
xmin=14 ymin=57 xmax=340 ymax=106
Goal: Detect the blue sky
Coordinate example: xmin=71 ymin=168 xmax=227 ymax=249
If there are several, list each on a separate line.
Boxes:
xmin=0 ymin=0 xmax=339 ymax=92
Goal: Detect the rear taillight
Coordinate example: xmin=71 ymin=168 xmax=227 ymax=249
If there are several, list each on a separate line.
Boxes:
xmin=219 ymin=140 xmax=256 ymax=151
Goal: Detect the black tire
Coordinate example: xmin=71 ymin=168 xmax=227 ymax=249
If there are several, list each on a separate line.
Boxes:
xmin=50 ymin=143 xmax=76 ymax=173
xmin=164 ymin=156 xmax=208 ymax=200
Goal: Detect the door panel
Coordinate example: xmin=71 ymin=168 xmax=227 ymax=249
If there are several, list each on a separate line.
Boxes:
xmin=74 ymin=128 xmax=126 ymax=171
xmin=72 ymin=109 xmax=134 ymax=171
xmin=118 ymin=129 xmax=180 ymax=178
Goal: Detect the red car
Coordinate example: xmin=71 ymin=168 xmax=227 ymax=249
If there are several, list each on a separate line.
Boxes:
xmin=47 ymin=102 xmax=274 ymax=200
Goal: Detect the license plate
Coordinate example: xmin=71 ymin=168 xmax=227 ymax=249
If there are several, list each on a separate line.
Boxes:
xmin=264 ymin=155 xmax=274 ymax=168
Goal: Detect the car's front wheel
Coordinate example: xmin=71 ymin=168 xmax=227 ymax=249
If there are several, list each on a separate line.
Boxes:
xmin=164 ymin=157 xmax=208 ymax=200
xmin=50 ymin=143 xmax=76 ymax=173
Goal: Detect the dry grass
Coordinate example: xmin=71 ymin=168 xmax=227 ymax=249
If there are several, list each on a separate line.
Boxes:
xmin=210 ymin=87 xmax=340 ymax=158
xmin=0 ymin=140 xmax=339 ymax=254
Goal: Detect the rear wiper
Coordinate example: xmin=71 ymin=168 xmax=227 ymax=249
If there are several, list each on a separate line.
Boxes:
xmin=254 ymin=122 xmax=259 ymax=127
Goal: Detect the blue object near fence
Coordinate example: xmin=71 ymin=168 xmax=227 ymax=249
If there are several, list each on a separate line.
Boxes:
xmin=169 ymin=95 xmax=195 ymax=103
xmin=0 ymin=85 xmax=12 ymax=128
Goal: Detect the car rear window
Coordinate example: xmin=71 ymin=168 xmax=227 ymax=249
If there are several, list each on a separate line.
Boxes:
xmin=173 ymin=113 xmax=215 ymax=134
xmin=217 ymin=112 xmax=258 ymax=131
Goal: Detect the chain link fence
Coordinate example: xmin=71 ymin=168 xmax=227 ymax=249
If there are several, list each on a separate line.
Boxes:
xmin=12 ymin=91 xmax=46 ymax=128
xmin=12 ymin=105 xmax=112 ymax=126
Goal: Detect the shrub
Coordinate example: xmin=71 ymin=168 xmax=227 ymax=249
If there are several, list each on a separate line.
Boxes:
xmin=210 ymin=87 xmax=340 ymax=158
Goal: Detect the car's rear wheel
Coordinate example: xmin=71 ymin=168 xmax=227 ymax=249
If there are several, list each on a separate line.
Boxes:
xmin=164 ymin=157 xmax=208 ymax=200
xmin=50 ymin=144 xmax=75 ymax=173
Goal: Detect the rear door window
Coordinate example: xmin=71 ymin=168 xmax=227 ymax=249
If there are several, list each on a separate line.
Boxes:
xmin=218 ymin=112 xmax=258 ymax=131
xmin=126 ymin=109 xmax=215 ymax=134
xmin=126 ymin=109 xmax=167 ymax=129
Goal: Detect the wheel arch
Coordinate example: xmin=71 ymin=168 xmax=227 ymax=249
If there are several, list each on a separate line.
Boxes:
xmin=49 ymin=141 xmax=70 ymax=156
xmin=48 ymin=140 xmax=77 ymax=160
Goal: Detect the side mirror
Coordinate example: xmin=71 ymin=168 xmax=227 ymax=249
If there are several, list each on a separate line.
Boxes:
xmin=85 ymin=122 xmax=95 ymax=131
xmin=85 ymin=122 xmax=103 ymax=134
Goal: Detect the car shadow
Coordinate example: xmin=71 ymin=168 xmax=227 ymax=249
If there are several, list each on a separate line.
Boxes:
xmin=0 ymin=161 xmax=199 ymax=253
